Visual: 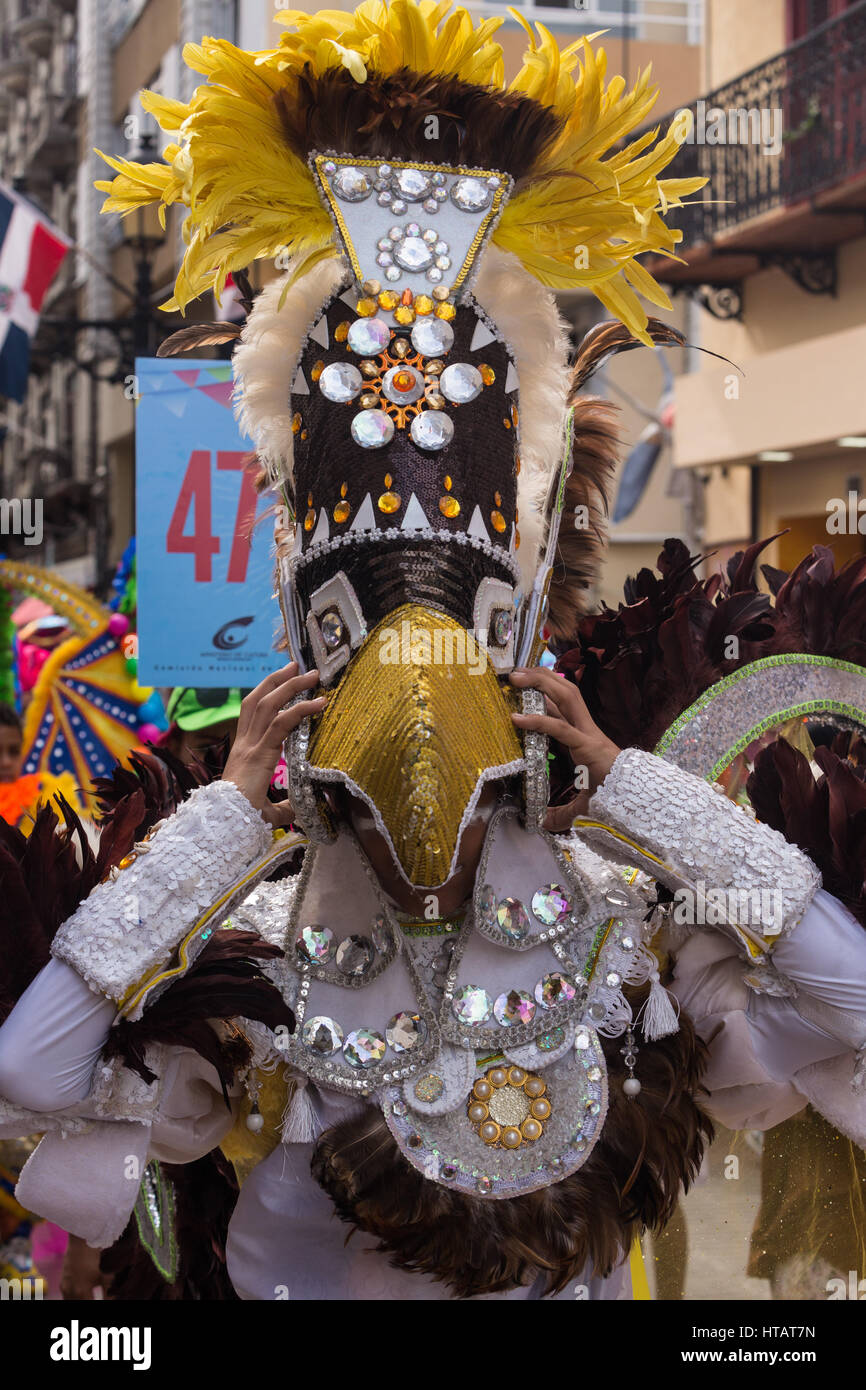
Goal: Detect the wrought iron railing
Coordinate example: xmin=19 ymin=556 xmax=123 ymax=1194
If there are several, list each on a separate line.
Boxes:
xmin=475 ymin=0 xmax=702 ymax=40
xmin=649 ymin=0 xmax=866 ymax=249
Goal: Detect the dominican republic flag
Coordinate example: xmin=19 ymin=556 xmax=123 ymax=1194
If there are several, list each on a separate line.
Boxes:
xmin=0 ymin=181 xmax=71 ymax=403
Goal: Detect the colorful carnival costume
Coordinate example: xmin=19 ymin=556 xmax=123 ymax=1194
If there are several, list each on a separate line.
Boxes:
xmin=1 ymin=3 xmax=866 ymax=1300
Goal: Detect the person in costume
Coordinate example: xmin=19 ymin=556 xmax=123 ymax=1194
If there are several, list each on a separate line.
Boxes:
xmin=162 ymin=687 xmax=243 ymax=764
xmin=1 ymin=2 xmax=866 ymax=1301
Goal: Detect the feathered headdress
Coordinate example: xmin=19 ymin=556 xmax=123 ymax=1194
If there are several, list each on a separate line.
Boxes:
xmin=95 ymin=0 xmax=701 ymax=344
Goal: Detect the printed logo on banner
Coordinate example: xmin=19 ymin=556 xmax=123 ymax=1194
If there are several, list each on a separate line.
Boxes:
xmin=135 ymin=358 xmax=280 ymax=687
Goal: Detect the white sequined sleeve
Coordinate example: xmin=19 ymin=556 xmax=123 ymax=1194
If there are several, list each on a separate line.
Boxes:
xmin=52 ymin=781 xmax=272 ymax=1006
xmin=585 ymin=746 xmax=820 ymax=949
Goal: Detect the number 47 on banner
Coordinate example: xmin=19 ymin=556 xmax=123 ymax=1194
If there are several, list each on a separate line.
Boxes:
xmin=166 ymin=449 xmax=259 ymax=583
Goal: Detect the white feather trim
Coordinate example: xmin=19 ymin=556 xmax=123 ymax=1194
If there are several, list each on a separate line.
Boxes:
xmin=233 ymin=248 xmax=570 ymax=586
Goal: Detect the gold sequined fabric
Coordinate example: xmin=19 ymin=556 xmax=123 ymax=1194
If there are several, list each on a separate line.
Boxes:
xmin=307 ymin=604 xmax=522 ymax=886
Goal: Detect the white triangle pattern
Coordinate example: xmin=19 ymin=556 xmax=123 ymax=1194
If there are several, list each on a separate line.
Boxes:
xmin=470 ymin=318 xmax=497 ymax=352
xmin=309 ymin=315 xmax=329 ymax=349
xmin=401 ymin=493 xmax=430 ymax=530
xmin=350 ymin=493 xmax=376 ymax=531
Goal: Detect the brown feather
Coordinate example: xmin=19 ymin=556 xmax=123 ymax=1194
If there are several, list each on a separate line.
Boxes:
xmin=157 ymin=324 xmax=241 ymax=357
xmin=276 ymin=67 xmax=562 ymax=181
xmin=547 ymin=396 xmax=620 ymax=641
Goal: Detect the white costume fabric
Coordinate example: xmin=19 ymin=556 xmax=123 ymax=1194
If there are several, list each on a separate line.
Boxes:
xmin=2 ymin=751 xmax=866 ymax=1299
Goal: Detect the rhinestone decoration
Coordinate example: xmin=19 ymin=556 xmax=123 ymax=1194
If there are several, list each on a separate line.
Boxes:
xmin=492 ymin=609 xmax=513 ymax=646
xmin=410 ymin=411 xmax=454 ymax=451
xmin=588 ymin=1001 xmax=607 ymax=1022
xmin=605 ymin=971 xmax=622 ymax=988
xmin=451 ymin=176 xmax=491 ymax=211
xmin=302 ymin=1015 xmax=343 ymax=1055
xmin=535 ymin=972 xmax=577 ymax=1008
xmin=351 ymin=409 xmax=394 ymax=448
xmin=335 ymin=935 xmax=374 ymax=976
xmin=320 ymin=610 xmax=344 ymax=649
xmin=575 ymin=1029 xmax=591 ymax=1050
xmin=414 ymin=1073 xmax=445 ymax=1102
xmin=467 ymin=1066 xmax=549 ymax=1149
xmin=395 ymin=168 xmax=431 ymax=200
xmin=476 ymin=1176 xmax=491 ymax=1194
xmin=493 ymin=989 xmax=536 ymax=1026
xmin=451 ymin=984 xmax=492 ymax=1025
xmin=343 ymin=1028 xmax=387 ymax=1068
xmin=440 ymin=362 xmax=483 ymax=404
xmin=531 ymin=884 xmax=572 ymax=926
xmin=495 ymin=897 xmax=530 ymax=943
xmin=393 ymin=235 xmax=432 ymax=271
xmin=411 ymin=318 xmax=454 ymax=356
xmin=478 ymin=884 xmax=496 ymax=921
xmin=381 ymin=364 xmax=425 ymax=403
xmin=372 ymin=914 xmax=391 ymax=952
xmin=536 ymin=1026 xmax=566 ymax=1052
xmin=621 ymin=935 xmax=635 ymax=951
xmin=333 ymin=166 xmax=373 ymax=201
xmin=386 ymin=1012 xmax=427 ymax=1052
xmin=605 ymin=887 xmax=631 ymax=910
xmin=296 ymin=925 xmax=335 ymax=965
xmin=347 ymin=317 xmax=391 ymax=356
xmin=318 ymin=362 xmax=363 ymax=403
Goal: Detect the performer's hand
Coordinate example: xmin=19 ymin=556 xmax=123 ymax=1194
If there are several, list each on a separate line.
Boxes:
xmin=509 ymin=667 xmax=620 ymax=817
xmin=223 ymin=663 xmax=324 ymax=825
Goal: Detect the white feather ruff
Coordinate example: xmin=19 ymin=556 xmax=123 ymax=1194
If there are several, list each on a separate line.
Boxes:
xmin=232 ymin=249 xmax=571 ymax=586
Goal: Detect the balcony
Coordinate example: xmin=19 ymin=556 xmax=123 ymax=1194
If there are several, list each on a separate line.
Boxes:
xmin=643 ymin=0 xmax=866 ymax=315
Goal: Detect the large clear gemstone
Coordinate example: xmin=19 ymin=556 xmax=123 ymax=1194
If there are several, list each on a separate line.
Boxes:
xmin=410 ymin=411 xmax=454 ymax=451
xmin=492 ymin=609 xmax=512 ymax=646
xmin=395 ymin=169 xmax=432 ymax=200
xmin=320 ymin=610 xmax=344 ymax=649
xmin=335 ymin=935 xmax=374 ymax=976
xmin=318 ymin=362 xmax=362 ymax=403
xmin=605 ymin=887 xmax=631 ymax=909
xmin=411 ymin=318 xmax=454 ymax=356
xmin=450 ymin=176 xmax=491 ymax=211
xmin=531 ymin=884 xmax=572 ymax=926
xmin=440 ymin=363 xmax=483 ymax=404
xmin=493 ymin=989 xmax=536 ymax=1026
xmin=351 ymin=409 xmax=395 ymax=448
xmin=534 ymin=972 xmax=577 ymax=1008
xmin=296 ymin=925 xmax=335 ymax=965
xmin=347 ymin=317 xmax=391 ymax=356
xmin=496 ymin=897 xmax=530 ymax=942
xmin=451 ymin=984 xmax=492 ymax=1025
xmin=343 ymin=1028 xmax=387 ymax=1068
xmin=394 ymin=235 xmax=434 ymax=272
xmin=333 ymin=166 xmax=373 ymax=202
xmin=386 ymin=1011 xmax=427 ymax=1051
xmin=382 ymin=365 xmax=425 ymax=404
xmin=302 ymin=1015 xmax=343 ymax=1054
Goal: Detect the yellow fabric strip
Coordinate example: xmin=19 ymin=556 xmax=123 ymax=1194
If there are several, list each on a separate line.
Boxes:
xmin=630 ymin=1237 xmax=652 ymax=1300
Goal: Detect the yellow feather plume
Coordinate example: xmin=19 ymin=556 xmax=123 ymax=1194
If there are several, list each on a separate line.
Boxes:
xmin=96 ymin=0 xmax=704 ymax=339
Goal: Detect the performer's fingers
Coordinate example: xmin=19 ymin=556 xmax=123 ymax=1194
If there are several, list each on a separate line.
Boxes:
xmin=509 ymin=667 xmax=593 ymax=731
xmin=251 ymin=668 xmax=320 ymax=731
xmin=272 ymin=696 xmax=327 ymax=739
xmin=511 ymin=709 xmax=578 ymax=747
xmin=237 ymin=663 xmax=299 ymax=733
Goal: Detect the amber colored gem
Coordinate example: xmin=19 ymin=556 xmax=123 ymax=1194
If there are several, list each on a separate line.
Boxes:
xmin=362 ymin=278 xmax=381 ymax=296
xmin=424 ymin=360 xmax=444 ymax=376
xmin=118 ymin=852 xmax=137 ymax=869
xmin=340 ymin=482 xmax=348 ymax=498
xmin=491 ymin=510 xmax=506 ymax=534
xmin=307 ymin=493 xmax=313 ymax=507
xmin=515 ymin=455 xmax=521 ymax=475
xmin=335 ymin=321 xmax=350 ymax=342
xmin=479 ymin=363 xmax=495 ymax=385
xmin=414 ymin=295 xmax=433 ymax=316
xmin=425 ymin=390 xmax=445 ymax=410
xmin=392 ymin=369 xmax=416 ymax=393
xmin=378 ymin=490 xmax=401 ymax=514
xmin=301 ymin=430 xmax=308 ymax=440
xmin=356 ymin=297 xmax=377 ymax=317
xmin=503 ymin=418 xmax=512 ymax=429
xmin=434 ymin=301 xmax=456 ymax=321
xmin=360 ymin=392 xmax=378 ymax=409
xmin=514 ymin=507 xmax=519 ymax=523
xmin=360 ymin=359 xmax=379 ymax=378
xmin=304 ymin=508 xmax=316 ymax=532
xmin=432 ymin=285 xmax=450 ymax=301
xmin=333 ymin=500 xmax=351 ymax=524
xmin=292 ymin=413 xmax=302 ymax=434
xmin=385 ymin=474 xmax=393 ymax=487
xmin=494 ymin=491 xmax=501 ymax=506
xmin=439 ymin=494 xmax=460 ymax=518
xmin=394 ymin=306 xmax=415 ymax=326
xmin=444 ymin=475 xmax=452 ymax=491
xmin=377 ymin=290 xmax=399 ymax=311
xmin=511 ymin=404 xmax=519 ymax=426
xmin=392 ymin=338 xmax=410 ymax=358
xmin=514 ymin=528 xmax=520 ymax=548
xmin=401 ymin=288 xmax=414 ymax=306
xmin=311 ymin=361 xmax=324 ymax=382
